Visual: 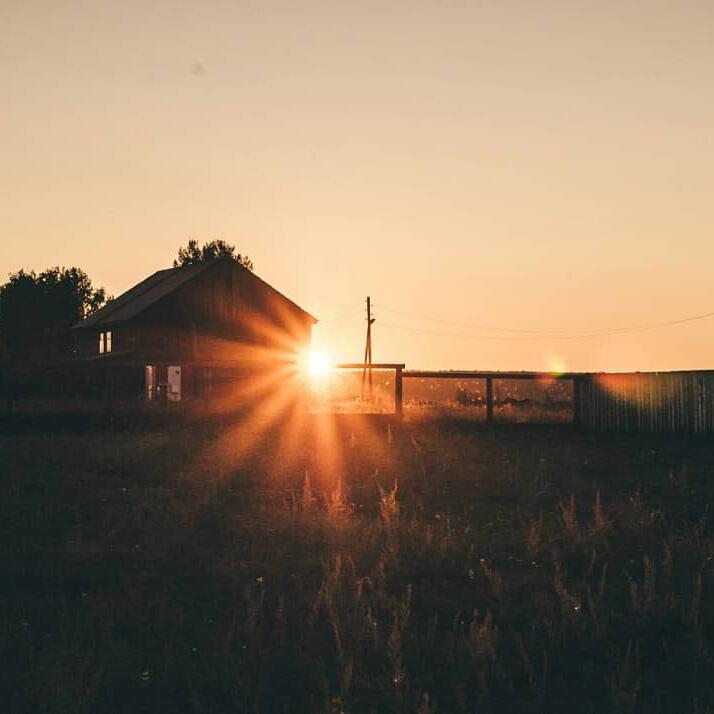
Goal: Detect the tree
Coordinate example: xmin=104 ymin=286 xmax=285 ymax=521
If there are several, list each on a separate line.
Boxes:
xmin=173 ymin=239 xmax=254 ymax=271
xmin=0 ymin=266 xmax=109 ymax=363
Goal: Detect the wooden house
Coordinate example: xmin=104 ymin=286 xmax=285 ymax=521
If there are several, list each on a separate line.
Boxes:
xmin=72 ymin=258 xmax=317 ymax=401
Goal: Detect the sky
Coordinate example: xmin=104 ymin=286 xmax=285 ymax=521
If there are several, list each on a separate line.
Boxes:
xmin=2 ymin=0 xmax=714 ymax=371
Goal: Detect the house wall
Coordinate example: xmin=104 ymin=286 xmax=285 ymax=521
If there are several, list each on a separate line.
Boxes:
xmin=72 ymin=261 xmax=314 ymax=405
xmin=74 ymin=324 xmax=133 ymax=360
xmin=132 ymin=260 xmax=313 ymax=365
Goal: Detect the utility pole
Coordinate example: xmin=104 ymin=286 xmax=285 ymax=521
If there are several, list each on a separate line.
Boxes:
xmin=361 ymin=296 xmax=375 ymax=400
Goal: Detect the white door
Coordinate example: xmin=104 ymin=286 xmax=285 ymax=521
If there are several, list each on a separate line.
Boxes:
xmin=168 ymin=365 xmax=181 ymax=401
xmin=145 ymin=365 xmax=156 ymax=401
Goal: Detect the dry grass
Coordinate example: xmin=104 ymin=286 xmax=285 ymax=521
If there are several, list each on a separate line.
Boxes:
xmin=1 ymin=410 xmax=713 ymax=713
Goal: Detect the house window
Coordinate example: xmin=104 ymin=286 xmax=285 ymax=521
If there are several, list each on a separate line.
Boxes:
xmin=98 ymin=331 xmax=113 ymax=354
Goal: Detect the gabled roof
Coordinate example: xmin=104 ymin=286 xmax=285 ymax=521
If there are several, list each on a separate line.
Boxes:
xmin=74 ymin=259 xmax=317 ymax=329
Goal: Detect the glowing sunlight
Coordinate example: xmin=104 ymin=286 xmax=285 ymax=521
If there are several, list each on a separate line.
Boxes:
xmin=305 ymin=349 xmax=332 ymax=378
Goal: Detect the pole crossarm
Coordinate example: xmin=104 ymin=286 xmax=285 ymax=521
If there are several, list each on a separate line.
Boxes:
xmin=338 ymin=363 xmax=406 ymax=370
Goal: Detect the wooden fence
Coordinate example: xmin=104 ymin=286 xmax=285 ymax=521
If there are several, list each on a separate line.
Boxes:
xmin=7 ymin=360 xmax=714 ymax=433
xmin=338 ymin=365 xmax=714 ymax=433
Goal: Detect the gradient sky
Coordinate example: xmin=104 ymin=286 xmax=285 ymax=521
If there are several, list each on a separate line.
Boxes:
xmin=3 ymin=1 xmax=714 ymax=370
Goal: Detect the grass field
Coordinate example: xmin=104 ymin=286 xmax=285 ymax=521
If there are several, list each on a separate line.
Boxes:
xmin=1 ymin=407 xmax=713 ymax=713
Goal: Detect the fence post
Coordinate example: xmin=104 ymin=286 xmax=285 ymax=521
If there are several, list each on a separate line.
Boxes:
xmin=395 ymin=366 xmax=403 ymax=418
xmin=573 ymin=376 xmax=582 ymax=427
xmin=486 ymin=377 xmax=494 ymax=423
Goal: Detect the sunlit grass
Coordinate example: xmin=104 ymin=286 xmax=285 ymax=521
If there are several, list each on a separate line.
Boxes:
xmin=2 ymin=412 xmax=713 ymax=713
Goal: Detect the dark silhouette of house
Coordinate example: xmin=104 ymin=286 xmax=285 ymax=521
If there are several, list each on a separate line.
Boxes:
xmin=72 ymin=258 xmax=316 ymax=401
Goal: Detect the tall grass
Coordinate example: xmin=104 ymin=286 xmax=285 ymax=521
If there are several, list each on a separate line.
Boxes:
xmin=0 ymin=415 xmax=713 ymax=712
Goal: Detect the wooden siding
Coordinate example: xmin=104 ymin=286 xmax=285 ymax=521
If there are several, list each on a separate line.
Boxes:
xmin=135 ymin=260 xmax=312 ymax=361
xmin=73 ymin=260 xmax=313 ymax=364
xmin=74 ymin=325 xmax=133 ymax=360
xmin=576 ymin=372 xmax=714 ymax=433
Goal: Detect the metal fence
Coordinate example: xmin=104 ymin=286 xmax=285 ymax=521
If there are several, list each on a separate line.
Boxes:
xmin=576 ymin=371 xmax=714 ymax=433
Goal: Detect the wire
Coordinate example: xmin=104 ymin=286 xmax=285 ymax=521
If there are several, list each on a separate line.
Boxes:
xmin=379 ymin=321 xmax=571 ymax=342
xmin=311 ymin=301 xmax=714 ymax=344
xmin=375 ymin=304 xmax=714 ymax=340
xmin=379 ymin=309 xmax=714 ymax=342
xmin=375 ymin=305 xmax=577 ymax=335
xmin=314 ymin=319 xmax=365 ymax=338
xmin=315 ymin=306 xmax=366 ymax=324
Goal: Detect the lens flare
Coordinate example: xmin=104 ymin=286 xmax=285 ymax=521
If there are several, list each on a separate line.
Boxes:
xmin=306 ymin=350 xmax=331 ymax=377
xmin=548 ymin=356 xmax=566 ymax=375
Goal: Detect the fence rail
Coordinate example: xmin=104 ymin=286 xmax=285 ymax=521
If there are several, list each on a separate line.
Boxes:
xmin=337 ymin=365 xmax=714 ymax=432
xmin=7 ymin=360 xmax=714 ymax=433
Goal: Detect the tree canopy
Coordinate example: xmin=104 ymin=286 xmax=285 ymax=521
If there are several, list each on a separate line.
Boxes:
xmin=173 ymin=239 xmax=253 ymax=271
xmin=0 ymin=266 xmax=109 ymax=363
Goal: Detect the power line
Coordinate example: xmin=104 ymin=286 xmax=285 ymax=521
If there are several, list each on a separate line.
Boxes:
xmin=313 ymin=300 xmax=714 ymax=345
xmin=375 ymin=304 xmax=577 ymax=335
xmin=379 ymin=309 xmax=714 ymax=342
xmin=375 ymin=304 xmax=714 ymax=340
xmin=315 ymin=305 xmax=365 ymax=324
xmin=379 ymin=321 xmax=570 ymax=342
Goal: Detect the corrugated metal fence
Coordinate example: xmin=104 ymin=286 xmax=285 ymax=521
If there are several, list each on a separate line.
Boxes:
xmin=577 ymin=371 xmax=714 ymax=433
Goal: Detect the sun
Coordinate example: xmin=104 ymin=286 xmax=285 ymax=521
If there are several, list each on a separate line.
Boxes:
xmin=305 ymin=349 xmax=332 ymax=377
xmin=548 ymin=355 xmax=567 ymax=375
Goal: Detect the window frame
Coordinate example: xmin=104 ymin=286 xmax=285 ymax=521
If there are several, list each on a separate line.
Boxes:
xmin=98 ymin=330 xmax=113 ymax=355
